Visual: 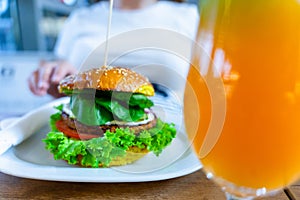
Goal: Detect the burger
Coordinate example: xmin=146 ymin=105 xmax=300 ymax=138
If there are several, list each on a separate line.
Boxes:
xmin=43 ymin=66 xmax=176 ymax=167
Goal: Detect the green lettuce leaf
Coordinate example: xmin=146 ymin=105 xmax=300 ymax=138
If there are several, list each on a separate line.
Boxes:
xmin=70 ymin=95 xmax=113 ymax=125
xmin=43 ymin=132 xmax=86 ymax=165
xmin=70 ymin=92 xmax=154 ymax=126
xmin=49 ymin=112 xmax=61 ymax=132
xmin=147 ymin=120 xmax=177 ymax=156
xmin=83 ymin=137 xmax=126 ymax=167
xmin=112 ymin=93 xmax=154 ymax=108
xmin=129 ymin=94 xmax=154 ymax=108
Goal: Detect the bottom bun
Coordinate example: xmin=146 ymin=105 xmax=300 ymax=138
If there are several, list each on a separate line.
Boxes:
xmin=77 ymin=147 xmax=149 ymax=167
xmin=109 ymin=147 xmax=149 ymax=166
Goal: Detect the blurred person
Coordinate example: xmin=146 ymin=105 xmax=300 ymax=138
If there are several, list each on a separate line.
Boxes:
xmin=28 ymin=0 xmax=199 ymax=98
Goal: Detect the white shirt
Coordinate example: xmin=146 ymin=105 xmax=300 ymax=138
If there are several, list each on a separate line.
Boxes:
xmin=54 ymin=1 xmax=199 ymax=95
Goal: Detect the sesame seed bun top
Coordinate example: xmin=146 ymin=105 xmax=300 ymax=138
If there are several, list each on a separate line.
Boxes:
xmin=58 ymin=66 xmax=155 ymax=96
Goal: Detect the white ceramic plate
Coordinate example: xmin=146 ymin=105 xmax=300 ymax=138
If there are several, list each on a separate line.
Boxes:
xmin=0 ymin=97 xmax=201 ymax=182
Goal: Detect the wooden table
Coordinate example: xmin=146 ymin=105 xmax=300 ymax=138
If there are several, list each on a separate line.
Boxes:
xmin=0 ymin=169 xmax=298 ymax=199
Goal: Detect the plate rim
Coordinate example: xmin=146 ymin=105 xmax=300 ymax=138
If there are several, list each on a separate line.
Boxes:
xmin=0 ymin=146 xmax=201 ymax=182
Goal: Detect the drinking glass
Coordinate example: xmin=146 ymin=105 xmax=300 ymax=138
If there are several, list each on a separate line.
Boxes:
xmin=184 ymin=0 xmax=300 ymax=199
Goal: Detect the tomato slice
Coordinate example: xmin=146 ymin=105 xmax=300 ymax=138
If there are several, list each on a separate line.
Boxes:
xmin=55 ymin=120 xmax=100 ymax=140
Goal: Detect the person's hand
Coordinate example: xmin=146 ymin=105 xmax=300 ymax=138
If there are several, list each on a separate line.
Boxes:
xmin=28 ymin=60 xmax=77 ymax=98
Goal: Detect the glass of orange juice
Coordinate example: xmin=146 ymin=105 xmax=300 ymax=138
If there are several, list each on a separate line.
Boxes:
xmin=184 ymin=0 xmax=300 ymax=199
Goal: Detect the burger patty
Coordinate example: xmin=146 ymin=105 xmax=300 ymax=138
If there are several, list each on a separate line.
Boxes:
xmin=61 ymin=111 xmax=157 ymax=137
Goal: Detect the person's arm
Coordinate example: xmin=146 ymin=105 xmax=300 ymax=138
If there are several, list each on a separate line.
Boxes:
xmin=28 ymin=60 xmax=77 ymax=98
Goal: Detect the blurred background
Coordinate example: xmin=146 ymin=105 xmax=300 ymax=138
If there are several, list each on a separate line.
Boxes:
xmin=0 ymin=0 xmax=198 ymax=119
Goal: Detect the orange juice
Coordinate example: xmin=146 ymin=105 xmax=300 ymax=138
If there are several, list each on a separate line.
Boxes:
xmin=184 ymin=0 xmax=300 ymax=192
